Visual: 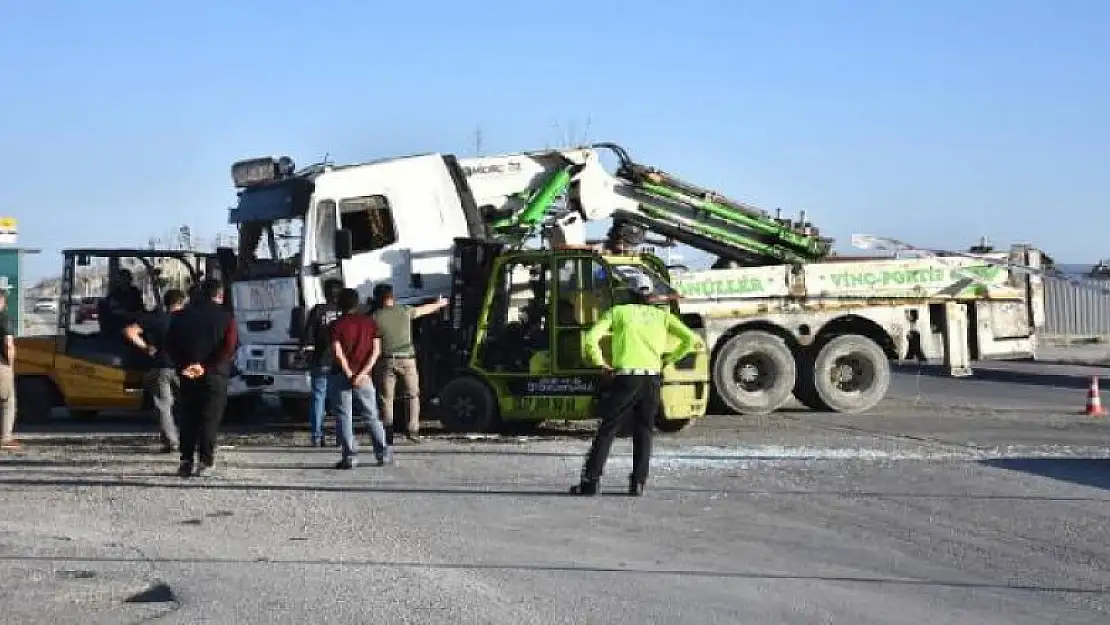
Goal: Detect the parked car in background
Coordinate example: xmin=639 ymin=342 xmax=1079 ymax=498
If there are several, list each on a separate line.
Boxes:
xmin=32 ymin=297 xmax=58 ymax=314
xmin=74 ymin=296 xmax=99 ymax=324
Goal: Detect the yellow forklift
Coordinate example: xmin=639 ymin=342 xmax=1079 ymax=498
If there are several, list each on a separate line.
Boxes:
xmin=413 ymin=238 xmax=710 ymax=433
xmin=14 ymin=248 xmax=231 ymax=421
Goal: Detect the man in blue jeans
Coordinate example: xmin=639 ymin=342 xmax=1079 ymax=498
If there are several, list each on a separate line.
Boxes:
xmin=328 ymin=288 xmax=392 ymax=470
xmin=301 ymin=278 xmax=343 ymax=446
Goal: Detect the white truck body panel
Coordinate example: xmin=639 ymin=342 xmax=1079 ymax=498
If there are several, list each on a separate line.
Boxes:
xmin=673 ymin=248 xmax=1044 ymax=372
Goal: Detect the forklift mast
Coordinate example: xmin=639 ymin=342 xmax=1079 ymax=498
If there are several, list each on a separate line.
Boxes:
xmin=415 ymin=237 xmax=506 ymax=397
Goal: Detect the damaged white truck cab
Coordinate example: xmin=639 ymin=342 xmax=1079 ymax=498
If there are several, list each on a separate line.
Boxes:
xmin=225 ymin=153 xmax=483 ymax=400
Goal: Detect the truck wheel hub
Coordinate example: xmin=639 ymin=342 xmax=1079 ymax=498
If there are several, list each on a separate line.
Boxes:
xmin=453 ymin=397 xmax=475 ymax=417
xmin=734 ymin=355 xmax=775 ymax=392
xmin=830 ymin=355 xmax=873 ymax=392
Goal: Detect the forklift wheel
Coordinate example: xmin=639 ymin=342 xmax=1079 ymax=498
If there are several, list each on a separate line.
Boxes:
xmin=15 ymin=376 xmax=55 ymax=422
xmin=437 ymin=376 xmax=498 ymax=434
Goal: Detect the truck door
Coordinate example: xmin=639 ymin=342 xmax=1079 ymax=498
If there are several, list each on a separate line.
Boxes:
xmin=337 ymin=193 xmax=399 ymax=299
xmin=302 ymin=198 xmax=343 ymax=308
xmin=335 ymin=182 xmax=458 ymax=303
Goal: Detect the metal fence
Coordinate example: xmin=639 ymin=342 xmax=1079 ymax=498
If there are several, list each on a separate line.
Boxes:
xmin=1043 ymin=276 xmax=1110 ymax=338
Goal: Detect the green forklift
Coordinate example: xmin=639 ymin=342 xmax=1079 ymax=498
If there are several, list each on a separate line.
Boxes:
xmin=413 ymin=238 xmax=710 ymax=434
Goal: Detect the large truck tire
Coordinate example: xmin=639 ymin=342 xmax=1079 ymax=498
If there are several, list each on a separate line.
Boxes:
xmin=437 ymin=376 xmax=498 ymax=433
xmin=792 ymin=352 xmax=827 ymax=411
xmin=712 ymin=331 xmax=797 ymax=414
xmin=15 ymin=376 xmax=55 ymax=422
xmin=809 ymin=334 xmax=890 ymax=414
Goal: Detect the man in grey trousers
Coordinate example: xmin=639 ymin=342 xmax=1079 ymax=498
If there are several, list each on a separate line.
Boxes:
xmin=124 ymin=289 xmax=187 ymax=453
xmin=0 ymin=291 xmax=18 ymax=450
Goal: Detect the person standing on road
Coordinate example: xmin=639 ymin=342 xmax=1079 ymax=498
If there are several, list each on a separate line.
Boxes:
xmin=330 ymin=288 xmax=391 ymax=469
xmin=569 ymin=273 xmax=700 ymax=497
xmin=301 ymin=278 xmax=343 ymax=447
xmin=0 ymin=292 xmax=19 ymax=450
xmin=165 ymin=279 xmax=237 ymax=478
xmin=124 ymin=289 xmax=187 ymax=454
xmin=370 ymin=283 xmax=448 ymax=444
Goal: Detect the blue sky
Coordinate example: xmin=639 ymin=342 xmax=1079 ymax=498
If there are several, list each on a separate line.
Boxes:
xmin=1 ymin=0 xmax=1108 ymax=280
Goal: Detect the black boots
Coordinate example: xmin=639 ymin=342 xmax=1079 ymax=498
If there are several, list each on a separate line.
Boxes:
xmin=569 ymin=479 xmax=599 ymax=496
xmin=568 ymin=476 xmax=646 ymax=496
xmin=628 ymin=476 xmax=645 ymax=497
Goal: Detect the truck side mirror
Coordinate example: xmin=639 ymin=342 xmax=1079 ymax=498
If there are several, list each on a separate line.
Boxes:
xmin=335 ymin=229 xmax=354 ymax=260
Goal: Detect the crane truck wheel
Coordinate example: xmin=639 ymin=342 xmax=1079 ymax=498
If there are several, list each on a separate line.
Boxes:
xmin=810 ymin=334 xmax=891 ymax=414
xmin=792 ymin=353 xmax=828 ymax=411
xmin=655 ymin=415 xmax=692 ymax=433
xmin=712 ymin=331 xmax=797 ymax=415
xmin=437 ymin=376 xmax=499 ymax=434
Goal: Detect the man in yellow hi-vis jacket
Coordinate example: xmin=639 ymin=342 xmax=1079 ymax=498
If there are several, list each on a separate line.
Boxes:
xmin=570 ymin=272 xmax=700 ymax=497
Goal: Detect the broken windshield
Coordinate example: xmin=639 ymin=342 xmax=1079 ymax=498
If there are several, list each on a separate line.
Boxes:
xmin=230 ymin=178 xmax=312 ymax=224
xmin=230 ymin=179 xmax=311 ymax=278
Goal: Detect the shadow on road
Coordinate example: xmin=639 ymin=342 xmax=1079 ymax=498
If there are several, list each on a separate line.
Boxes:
xmin=893 ymin=363 xmax=1094 ymax=390
xmin=980 ymin=458 xmax=1110 ymax=491
xmin=0 ymin=552 xmax=1104 ymax=594
xmin=1 ymin=475 xmax=1107 ymax=503
xmin=12 ymin=417 xmax=600 ymax=442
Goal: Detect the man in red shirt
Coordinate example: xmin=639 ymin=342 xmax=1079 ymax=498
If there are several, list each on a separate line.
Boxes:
xmin=329 ymin=288 xmax=392 ymax=469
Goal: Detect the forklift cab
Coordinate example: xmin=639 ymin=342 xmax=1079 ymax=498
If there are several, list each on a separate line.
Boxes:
xmin=479 ymin=251 xmax=678 ymax=374
xmin=425 ymin=240 xmax=708 ymax=433
xmin=50 ymin=249 xmax=220 ymax=408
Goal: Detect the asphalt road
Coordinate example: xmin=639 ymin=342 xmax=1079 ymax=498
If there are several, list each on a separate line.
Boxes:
xmin=7 ymin=310 xmax=1110 ymax=623
xmin=3 ymin=362 xmax=1110 ymax=624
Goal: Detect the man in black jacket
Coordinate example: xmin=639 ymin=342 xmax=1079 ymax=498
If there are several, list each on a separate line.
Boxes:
xmin=124 ymin=289 xmax=188 ymax=453
xmin=98 ymin=269 xmax=145 ymax=339
xmin=300 ymin=278 xmax=343 ymax=447
xmin=165 ymin=279 xmax=238 ymax=478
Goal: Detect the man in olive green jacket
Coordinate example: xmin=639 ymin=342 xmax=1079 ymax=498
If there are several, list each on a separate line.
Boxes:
xmin=570 ymin=272 xmax=700 ymax=497
xmin=371 ymin=284 xmax=448 ymax=443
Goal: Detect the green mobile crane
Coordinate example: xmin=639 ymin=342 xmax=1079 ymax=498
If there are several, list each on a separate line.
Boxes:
xmin=470 ymin=142 xmax=833 ymax=267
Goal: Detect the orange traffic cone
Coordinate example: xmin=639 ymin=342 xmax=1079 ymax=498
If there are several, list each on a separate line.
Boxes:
xmin=1083 ymin=376 xmax=1107 ymax=417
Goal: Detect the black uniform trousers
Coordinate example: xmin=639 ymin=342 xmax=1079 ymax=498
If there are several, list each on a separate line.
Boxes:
xmin=178 ymin=373 xmax=229 ymax=467
xmin=582 ymin=374 xmax=661 ymax=484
